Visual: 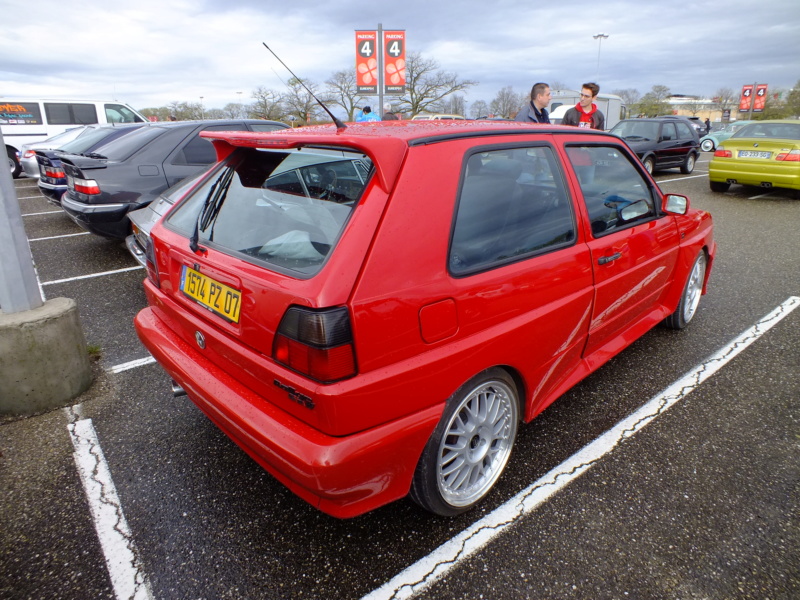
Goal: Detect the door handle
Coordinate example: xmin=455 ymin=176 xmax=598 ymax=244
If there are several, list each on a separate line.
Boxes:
xmin=598 ymin=252 xmax=622 ymax=265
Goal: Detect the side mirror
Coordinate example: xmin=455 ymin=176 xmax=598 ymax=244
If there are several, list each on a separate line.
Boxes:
xmin=663 ymin=194 xmax=689 ymax=215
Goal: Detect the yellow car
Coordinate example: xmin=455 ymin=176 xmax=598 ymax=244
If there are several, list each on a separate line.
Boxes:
xmin=709 ymin=120 xmax=800 ymax=196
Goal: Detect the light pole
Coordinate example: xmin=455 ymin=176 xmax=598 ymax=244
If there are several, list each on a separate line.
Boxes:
xmin=199 ymin=96 xmax=204 ymax=120
xmin=236 ymin=91 xmax=243 ymax=118
xmin=593 ymin=33 xmax=609 ymax=81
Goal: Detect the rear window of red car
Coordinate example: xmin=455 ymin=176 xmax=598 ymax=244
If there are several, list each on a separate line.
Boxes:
xmin=166 ymin=147 xmax=372 ymax=276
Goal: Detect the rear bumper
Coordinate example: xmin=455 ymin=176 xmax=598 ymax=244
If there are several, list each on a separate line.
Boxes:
xmin=709 ymin=163 xmax=800 ymax=190
xmin=61 ymin=194 xmax=134 ymax=238
xmin=134 ymin=305 xmax=441 ymax=518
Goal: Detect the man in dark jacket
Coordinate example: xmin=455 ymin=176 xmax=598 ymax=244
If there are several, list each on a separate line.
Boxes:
xmin=515 ymin=82 xmax=551 ymax=123
xmin=562 ymin=82 xmax=605 ymax=130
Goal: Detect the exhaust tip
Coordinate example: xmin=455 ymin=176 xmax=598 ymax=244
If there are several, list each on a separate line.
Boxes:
xmin=171 ymin=380 xmax=187 ymax=397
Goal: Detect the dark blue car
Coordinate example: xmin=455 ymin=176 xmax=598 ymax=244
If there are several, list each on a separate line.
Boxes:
xmin=36 ymin=124 xmax=145 ymax=205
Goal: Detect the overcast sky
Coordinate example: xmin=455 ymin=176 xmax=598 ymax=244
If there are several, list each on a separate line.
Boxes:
xmin=1 ymin=0 xmax=798 ymax=112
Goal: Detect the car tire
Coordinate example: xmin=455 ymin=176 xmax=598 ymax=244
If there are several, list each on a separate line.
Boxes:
xmin=701 ymin=139 xmax=715 ymax=152
xmin=410 ymin=368 xmax=519 ymax=516
xmin=7 ymin=147 xmax=21 ymax=179
xmin=642 ymin=156 xmax=655 ymax=174
xmin=710 ymin=181 xmax=730 ymax=193
xmin=664 ymin=250 xmax=707 ymax=330
xmin=680 ymin=153 xmax=696 ymax=174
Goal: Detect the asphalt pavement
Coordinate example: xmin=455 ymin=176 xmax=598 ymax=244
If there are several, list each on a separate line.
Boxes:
xmin=1 ymin=157 xmax=798 ymax=600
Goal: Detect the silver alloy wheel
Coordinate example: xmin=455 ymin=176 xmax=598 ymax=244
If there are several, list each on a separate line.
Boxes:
xmin=683 ymin=252 xmax=706 ymax=323
xmin=643 ymin=157 xmax=654 ymax=174
xmin=701 ymin=139 xmax=714 ymax=152
xmin=437 ymin=379 xmax=518 ymax=507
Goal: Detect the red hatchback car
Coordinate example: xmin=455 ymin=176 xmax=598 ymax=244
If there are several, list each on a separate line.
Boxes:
xmin=135 ymin=121 xmax=715 ymax=518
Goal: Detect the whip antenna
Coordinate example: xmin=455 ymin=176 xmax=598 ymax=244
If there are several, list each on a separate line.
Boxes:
xmin=262 ymin=42 xmax=347 ymax=131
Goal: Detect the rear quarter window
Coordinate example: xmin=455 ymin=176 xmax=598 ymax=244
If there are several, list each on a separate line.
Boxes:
xmin=166 ymin=147 xmax=372 ymax=276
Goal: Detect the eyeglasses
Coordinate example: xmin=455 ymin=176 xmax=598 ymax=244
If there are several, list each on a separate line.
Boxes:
xmin=580 ymin=93 xmax=593 ymax=98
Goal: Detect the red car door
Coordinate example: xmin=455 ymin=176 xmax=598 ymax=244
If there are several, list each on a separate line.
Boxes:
xmin=564 ymin=144 xmax=680 ymax=364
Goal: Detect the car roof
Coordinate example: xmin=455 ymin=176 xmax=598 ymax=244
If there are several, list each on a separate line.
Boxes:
xmin=202 ymin=120 xmax=609 ymax=192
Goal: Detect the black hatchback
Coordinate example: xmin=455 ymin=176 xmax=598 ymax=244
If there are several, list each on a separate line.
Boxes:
xmin=610 ymin=118 xmax=699 ymax=175
xmin=59 ymin=119 xmax=288 ymax=238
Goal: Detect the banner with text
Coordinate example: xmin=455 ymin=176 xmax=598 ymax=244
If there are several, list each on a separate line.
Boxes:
xmin=383 ymin=31 xmax=406 ymax=94
xmin=739 ymin=85 xmax=753 ymax=111
xmin=355 ymin=31 xmax=378 ymax=94
xmin=753 ymin=84 xmax=768 ymax=112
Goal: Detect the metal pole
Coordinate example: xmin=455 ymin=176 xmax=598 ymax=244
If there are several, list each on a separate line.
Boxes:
xmin=747 ymin=82 xmax=757 ymax=120
xmin=378 ymin=23 xmax=384 ymax=119
xmin=0 ymin=128 xmax=44 ymax=313
xmin=593 ymin=33 xmax=609 ymax=81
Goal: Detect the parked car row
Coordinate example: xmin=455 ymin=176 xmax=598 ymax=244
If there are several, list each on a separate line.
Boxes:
xmin=132 ymin=120 xmax=716 ymax=518
xmin=26 ymin=119 xmax=288 ymax=241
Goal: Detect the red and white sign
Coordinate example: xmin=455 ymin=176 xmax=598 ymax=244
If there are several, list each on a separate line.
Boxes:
xmin=753 ymin=84 xmax=768 ymax=112
xmin=355 ymin=31 xmax=378 ymax=94
xmin=383 ymin=30 xmax=406 ymax=94
xmin=739 ymin=85 xmax=753 ymax=111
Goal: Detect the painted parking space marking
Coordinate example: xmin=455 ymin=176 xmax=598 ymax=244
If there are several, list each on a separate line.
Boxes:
xmin=363 ymin=296 xmax=800 ymax=600
xmin=17 ymin=195 xmax=47 ymax=199
xmin=21 ymin=210 xmax=63 ymax=217
xmin=109 ymin=356 xmax=157 ymax=373
xmin=30 ymin=232 xmax=91 ymax=242
xmin=42 ymin=265 xmax=144 ymax=286
xmin=657 ymin=173 xmax=708 ymax=183
xmin=68 ymin=417 xmax=155 ymax=600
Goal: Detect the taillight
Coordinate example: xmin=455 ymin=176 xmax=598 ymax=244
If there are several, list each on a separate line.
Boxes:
xmin=144 ymin=236 xmax=160 ymax=288
xmin=71 ymin=176 xmax=100 ymax=195
xmin=43 ymin=166 xmax=65 ymax=178
xmin=23 ymin=150 xmax=35 ymax=159
xmin=775 ymin=149 xmax=800 ymax=162
xmin=273 ymin=306 xmax=356 ymax=383
xmin=714 ymin=147 xmax=732 ymax=158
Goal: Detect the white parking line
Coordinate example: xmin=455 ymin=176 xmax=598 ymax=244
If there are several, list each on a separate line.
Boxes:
xmin=363 ymin=296 xmax=800 ymax=600
xmin=68 ymin=417 xmax=154 ymax=600
xmin=21 ymin=210 xmax=63 ymax=217
xmin=17 ymin=195 xmax=46 ymax=199
xmin=109 ymin=356 xmax=156 ymax=373
xmin=41 ymin=266 xmax=144 ymax=286
xmin=658 ymin=173 xmax=708 ymax=183
xmin=30 ymin=232 xmax=91 ymax=242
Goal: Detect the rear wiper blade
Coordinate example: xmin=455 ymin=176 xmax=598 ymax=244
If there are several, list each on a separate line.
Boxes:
xmin=189 ymin=167 xmax=235 ymax=253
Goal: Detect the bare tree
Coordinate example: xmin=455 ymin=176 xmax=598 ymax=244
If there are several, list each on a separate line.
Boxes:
xmin=612 ymin=88 xmax=640 ymax=107
xmin=711 ymin=87 xmax=736 ymax=113
xmin=469 ymin=99 xmax=489 ymax=119
xmin=249 ymin=87 xmax=284 ymax=121
xmin=222 ymin=102 xmax=246 ymax=119
xmin=682 ymin=98 xmax=704 ymax=117
xmin=490 ymin=86 xmax=523 ymax=119
xmin=394 ymin=52 xmax=477 ymax=116
xmin=325 ymin=70 xmax=369 ymax=121
xmin=282 ymin=77 xmax=322 ymax=124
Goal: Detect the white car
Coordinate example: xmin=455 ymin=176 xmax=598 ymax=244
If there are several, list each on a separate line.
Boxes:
xmin=18 ymin=126 xmax=91 ymax=178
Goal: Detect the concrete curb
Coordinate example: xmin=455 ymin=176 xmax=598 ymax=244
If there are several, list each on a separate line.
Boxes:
xmin=0 ymin=297 xmax=93 ymax=416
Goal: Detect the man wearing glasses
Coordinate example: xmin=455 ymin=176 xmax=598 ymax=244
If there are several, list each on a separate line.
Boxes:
xmin=562 ymin=82 xmax=605 ymax=130
xmin=515 ymin=82 xmax=551 ymax=123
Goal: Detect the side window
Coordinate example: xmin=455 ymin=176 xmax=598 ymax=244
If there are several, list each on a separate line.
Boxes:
xmin=105 ymin=103 xmax=143 ymax=123
xmin=661 ymin=123 xmax=676 ymax=141
xmin=675 ymin=122 xmax=693 ymax=139
xmin=566 ymin=145 xmax=656 ymax=237
xmin=43 ymin=103 xmax=71 ymax=125
xmin=449 ymin=146 xmax=575 ymax=275
xmin=172 ymin=125 xmax=247 ymax=166
xmin=72 ymin=104 xmax=98 ymax=124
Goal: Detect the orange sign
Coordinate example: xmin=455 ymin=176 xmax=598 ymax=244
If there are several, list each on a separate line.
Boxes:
xmin=753 ymin=84 xmax=768 ymax=112
xmin=383 ymin=31 xmax=406 ymax=94
xmin=355 ymin=31 xmax=378 ymax=94
xmin=739 ymin=85 xmax=753 ymax=111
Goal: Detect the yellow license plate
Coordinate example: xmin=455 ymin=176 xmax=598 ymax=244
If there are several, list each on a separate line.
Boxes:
xmin=180 ymin=266 xmax=241 ymax=323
